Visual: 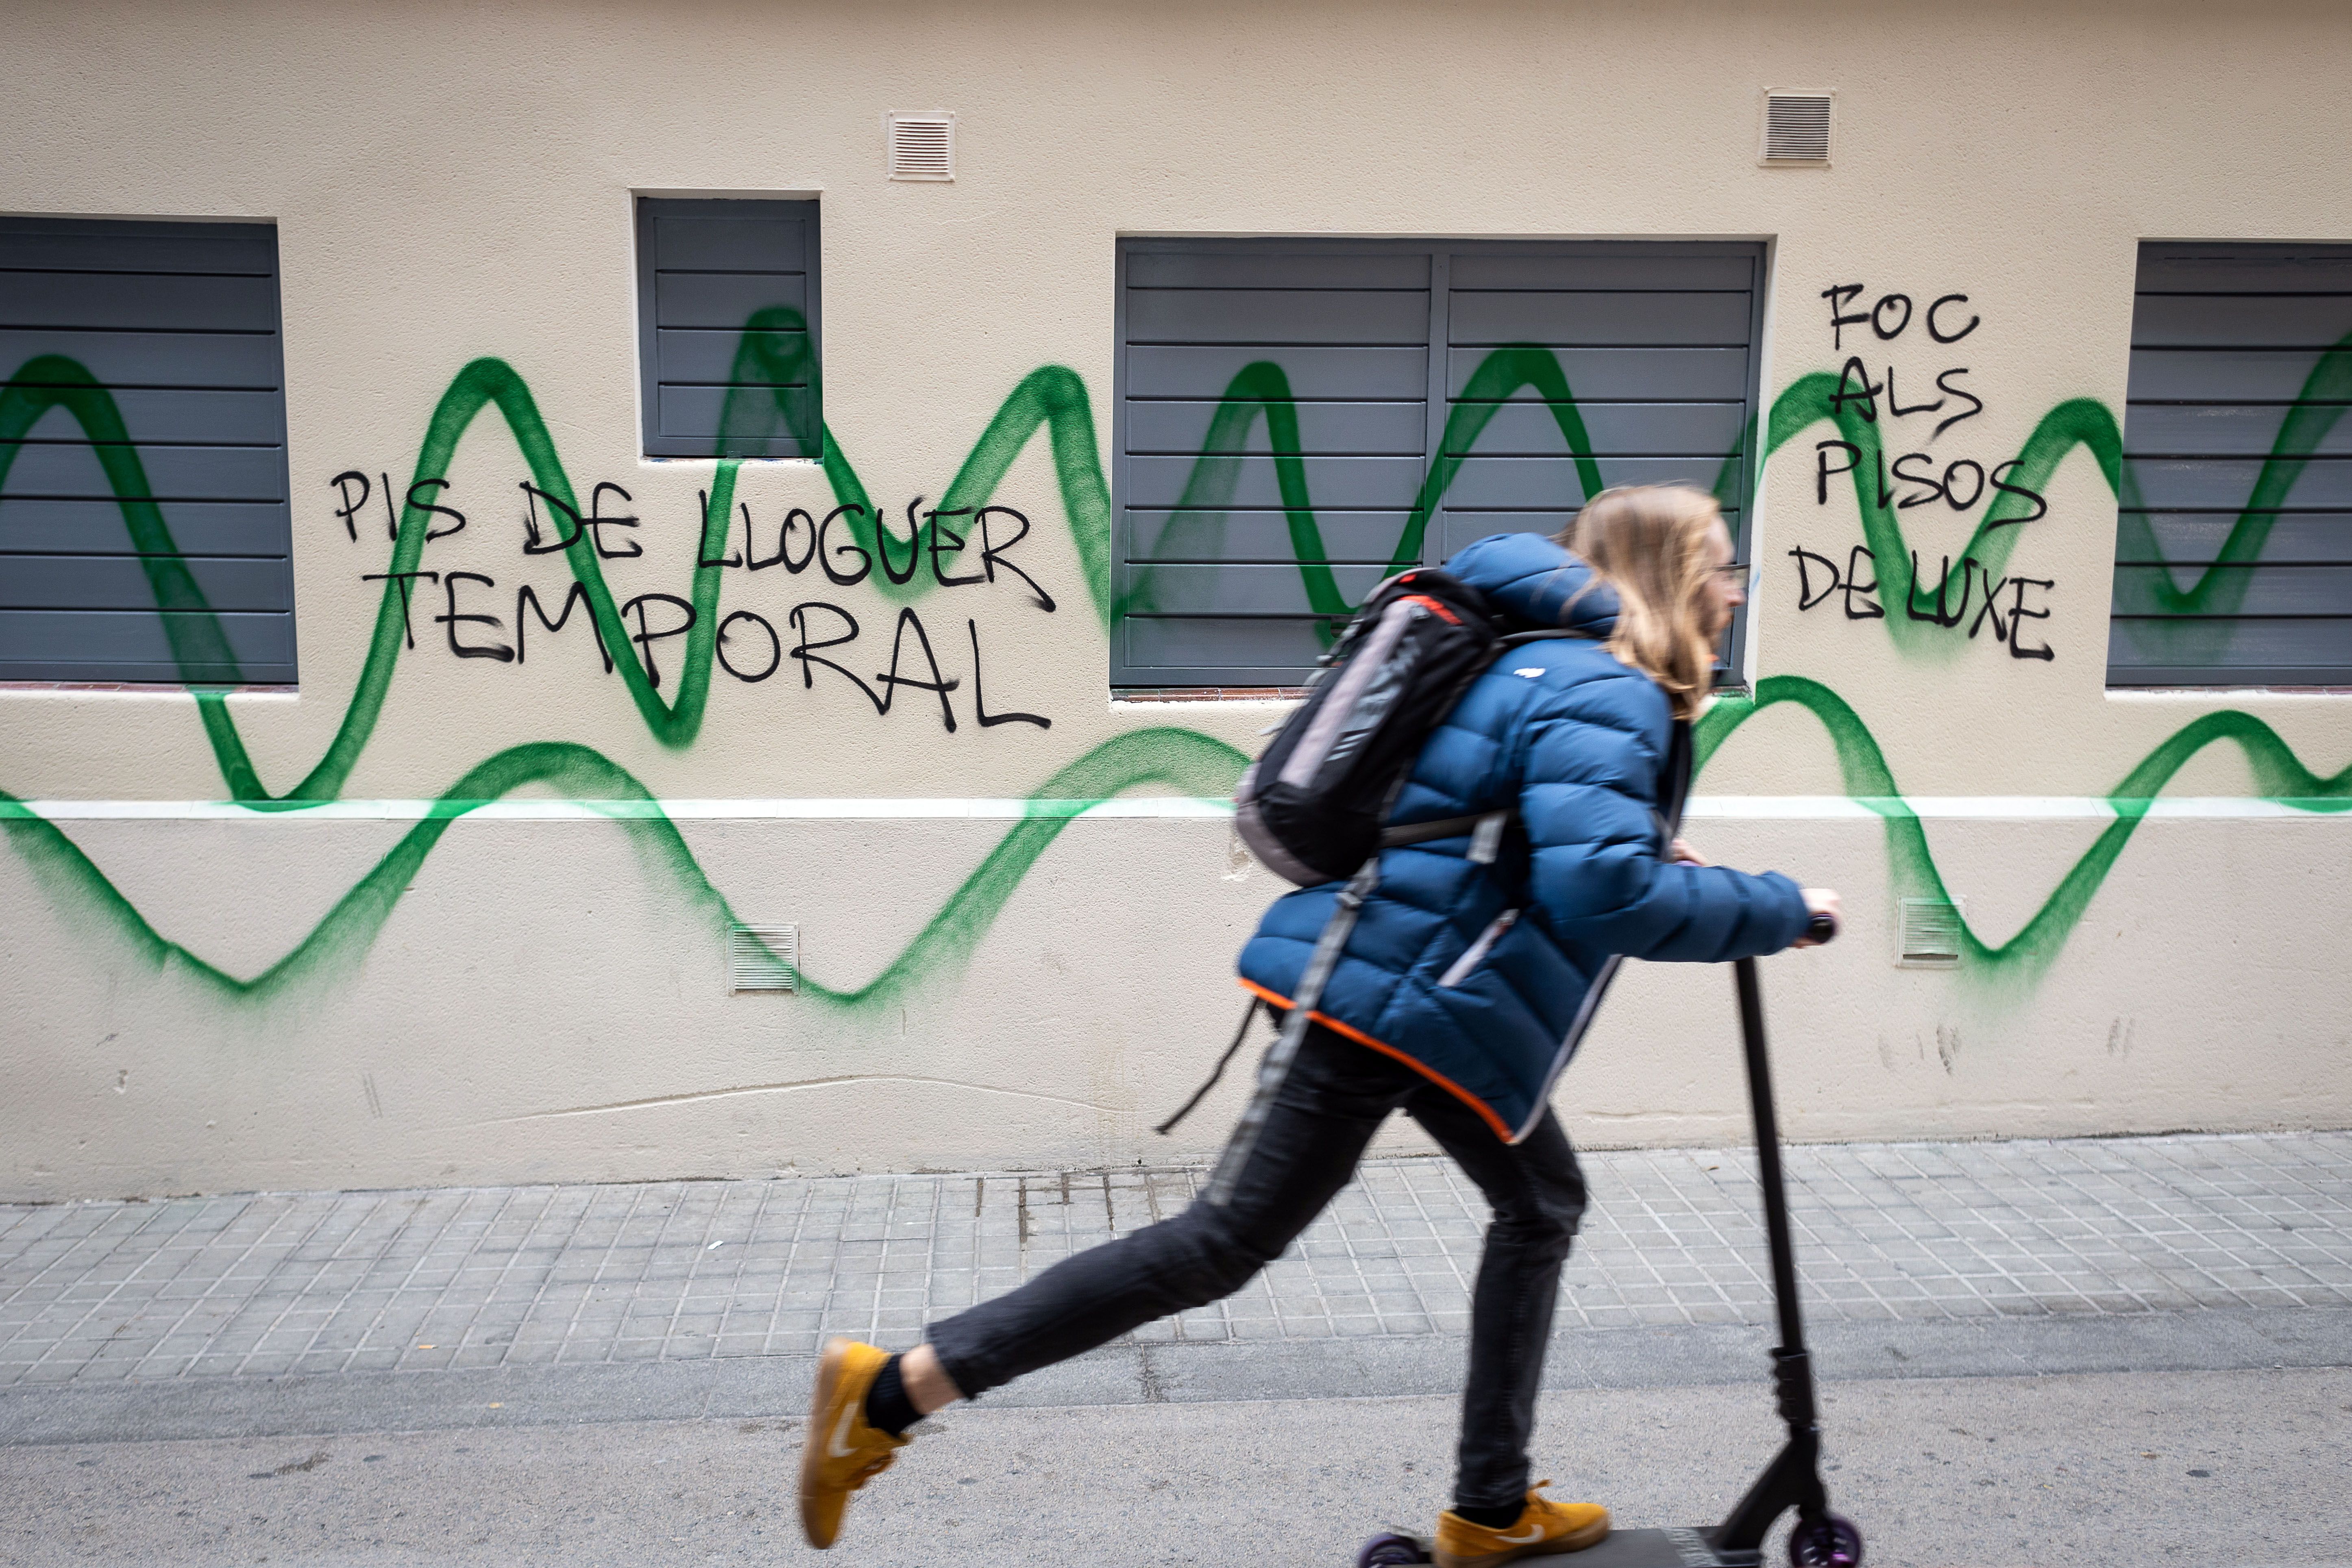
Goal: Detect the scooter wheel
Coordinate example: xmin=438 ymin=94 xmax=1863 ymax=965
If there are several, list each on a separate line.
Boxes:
xmin=1790 ymin=1513 xmax=1863 ymax=1568
xmin=1357 ymin=1532 xmax=1433 ymax=1568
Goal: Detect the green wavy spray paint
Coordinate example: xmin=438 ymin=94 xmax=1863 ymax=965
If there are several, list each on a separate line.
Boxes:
xmin=15 ymin=330 xmax=2345 ymax=801
xmin=9 ymin=686 xmax=2347 ymax=1009
xmin=1695 ymin=677 xmax=2352 ymax=984
xmin=0 ymin=357 xmax=250 ymax=684
xmin=1125 ymin=348 xmax=1614 ymax=621
xmin=0 ymin=729 xmax=1249 ymax=1012
xmin=2 ymin=340 xmax=1114 ymax=804
xmin=716 ymin=308 xmax=1113 ymax=621
xmin=10 ymin=341 xmax=2352 ymax=1013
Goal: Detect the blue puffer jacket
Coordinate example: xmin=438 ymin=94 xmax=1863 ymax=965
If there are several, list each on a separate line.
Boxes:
xmin=1236 ymin=531 xmax=1811 ymax=1142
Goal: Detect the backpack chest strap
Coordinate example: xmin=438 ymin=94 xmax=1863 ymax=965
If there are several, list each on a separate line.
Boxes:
xmin=1379 ymin=808 xmax=1511 ymax=863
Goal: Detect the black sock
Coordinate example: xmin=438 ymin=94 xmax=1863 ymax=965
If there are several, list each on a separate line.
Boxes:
xmin=1454 ymin=1502 xmax=1524 ymax=1529
xmin=863 ymin=1354 xmax=921 ymax=1437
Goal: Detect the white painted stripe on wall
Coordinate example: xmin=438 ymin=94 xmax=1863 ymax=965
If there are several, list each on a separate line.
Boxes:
xmin=13 ymin=797 xmax=1239 ymax=822
xmin=13 ymin=796 xmax=2348 ymax=821
xmin=1683 ymin=795 xmax=2340 ymax=820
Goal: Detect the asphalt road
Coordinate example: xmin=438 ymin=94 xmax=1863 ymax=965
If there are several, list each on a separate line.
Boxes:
xmin=5 ymin=1363 xmax=2345 ymax=1568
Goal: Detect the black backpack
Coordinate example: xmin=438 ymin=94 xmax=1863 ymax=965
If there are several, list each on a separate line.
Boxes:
xmin=1233 ymin=567 xmax=1575 ymax=886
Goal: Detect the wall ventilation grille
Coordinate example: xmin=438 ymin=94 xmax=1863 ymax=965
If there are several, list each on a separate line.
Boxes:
xmin=888 ymin=113 xmax=956 ymax=181
xmin=1761 ymin=91 xmax=1833 ymax=166
xmin=1897 ymin=899 xmax=1964 ymax=966
xmin=728 ymin=923 xmax=799 ymax=993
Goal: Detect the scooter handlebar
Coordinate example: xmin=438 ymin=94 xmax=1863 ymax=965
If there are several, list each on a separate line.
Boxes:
xmin=1803 ymin=910 xmax=1840 ymax=945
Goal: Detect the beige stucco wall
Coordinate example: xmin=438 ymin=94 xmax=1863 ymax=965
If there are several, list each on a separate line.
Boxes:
xmin=4 ymin=0 xmax=2350 ymax=1200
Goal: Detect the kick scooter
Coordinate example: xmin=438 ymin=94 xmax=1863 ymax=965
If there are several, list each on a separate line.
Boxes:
xmin=1358 ymin=934 xmax=1863 ymax=1568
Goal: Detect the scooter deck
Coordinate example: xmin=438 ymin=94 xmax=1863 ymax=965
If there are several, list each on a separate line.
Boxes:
xmin=1570 ymin=1527 xmax=1761 ymax=1567
xmin=1365 ymin=1528 xmax=1762 ymax=1568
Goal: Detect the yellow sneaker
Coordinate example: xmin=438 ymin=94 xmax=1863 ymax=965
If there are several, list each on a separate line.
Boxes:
xmin=798 ymin=1338 xmax=912 ymax=1548
xmin=1433 ymin=1483 xmax=1610 ymax=1568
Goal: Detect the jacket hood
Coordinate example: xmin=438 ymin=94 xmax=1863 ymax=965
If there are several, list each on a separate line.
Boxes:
xmin=1442 ymin=531 xmax=1619 ymax=636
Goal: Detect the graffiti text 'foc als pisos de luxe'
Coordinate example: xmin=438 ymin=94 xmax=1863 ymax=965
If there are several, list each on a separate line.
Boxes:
xmin=1789 ymin=284 xmax=2057 ymax=659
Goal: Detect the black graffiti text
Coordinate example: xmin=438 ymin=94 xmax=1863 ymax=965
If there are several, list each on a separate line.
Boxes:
xmin=712 ymin=493 xmax=1055 ymax=610
xmin=1823 ymin=285 xmax=1980 ymax=352
xmin=1825 ymin=358 xmax=1984 ymax=444
xmin=333 ymin=475 xmax=1054 ymax=610
xmin=1788 ymin=545 xmax=2053 ymax=660
xmin=333 ymin=472 xmax=1060 ymax=725
xmin=725 ymin=599 xmax=1050 ymax=732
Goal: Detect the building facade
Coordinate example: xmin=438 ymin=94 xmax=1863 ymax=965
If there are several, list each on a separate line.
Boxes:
xmin=5 ymin=0 xmax=2350 ymax=1200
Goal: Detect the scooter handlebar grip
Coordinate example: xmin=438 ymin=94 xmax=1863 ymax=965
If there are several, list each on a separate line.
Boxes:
xmin=1803 ymin=910 xmax=1840 ymax=945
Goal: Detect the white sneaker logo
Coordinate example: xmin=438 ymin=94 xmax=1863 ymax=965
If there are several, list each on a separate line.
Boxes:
xmin=1497 ymin=1523 xmax=1546 ymax=1544
xmin=827 ymin=1394 xmax=862 ymax=1458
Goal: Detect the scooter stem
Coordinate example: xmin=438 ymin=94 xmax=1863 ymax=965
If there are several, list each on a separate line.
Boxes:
xmin=1736 ymin=956 xmax=1808 ymax=1353
xmin=1712 ymin=956 xmax=1832 ymax=1556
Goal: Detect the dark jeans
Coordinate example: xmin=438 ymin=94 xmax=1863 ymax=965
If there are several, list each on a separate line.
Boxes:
xmin=928 ymin=1021 xmax=1588 ymax=1511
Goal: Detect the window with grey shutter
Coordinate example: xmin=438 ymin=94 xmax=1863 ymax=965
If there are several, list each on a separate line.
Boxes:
xmin=637 ymin=198 xmax=821 ymax=459
xmin=1112 ymin=239 xmax=1764 ymax=689
xmin=0 ymin=216 xmax=295 ymax=685
xmin=2113 ymin=243 xmax=2352 ymax=686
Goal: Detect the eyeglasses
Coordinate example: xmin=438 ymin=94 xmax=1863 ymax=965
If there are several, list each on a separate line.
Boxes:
xmin=1710 ymin=561 xmax=1751 ymax=582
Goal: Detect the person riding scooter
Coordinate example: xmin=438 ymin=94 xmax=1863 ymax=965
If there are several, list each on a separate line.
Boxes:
xmin=799 ymin=483 xmax=1840 ymax=1567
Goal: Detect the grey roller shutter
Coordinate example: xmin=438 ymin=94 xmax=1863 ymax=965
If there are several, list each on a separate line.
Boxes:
xmin=2112 ymin=242 xmax=2352 ymax=686
xmin=1113 ymin=240 xmax=1763 ymax=689
xmin=0 ymin=216 xmax=295 ymax=685
xmin=637 ymin=198 xmax=821 ymax=459
xmin=1115 ymin=243 xmax=1435 ymax=686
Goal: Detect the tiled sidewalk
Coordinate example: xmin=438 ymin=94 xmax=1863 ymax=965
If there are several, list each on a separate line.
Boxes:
xmin=2 ymin=1133 xmax=2347 ymax=1389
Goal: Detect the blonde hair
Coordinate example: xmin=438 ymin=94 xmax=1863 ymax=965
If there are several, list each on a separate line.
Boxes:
xmin=1556 ymin=485 xmax=1726 ymax=722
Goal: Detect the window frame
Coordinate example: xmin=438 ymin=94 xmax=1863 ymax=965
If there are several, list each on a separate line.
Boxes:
xmin=634 ymin=196 xmax=823 ymax=461
xmin=0 ymin=213 xmax=296 ymax=687
xmin=1108 ymin=236 xmax=1767 ymax=692
xmin=2109 ymin=239 xmax=2352 ymax=688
